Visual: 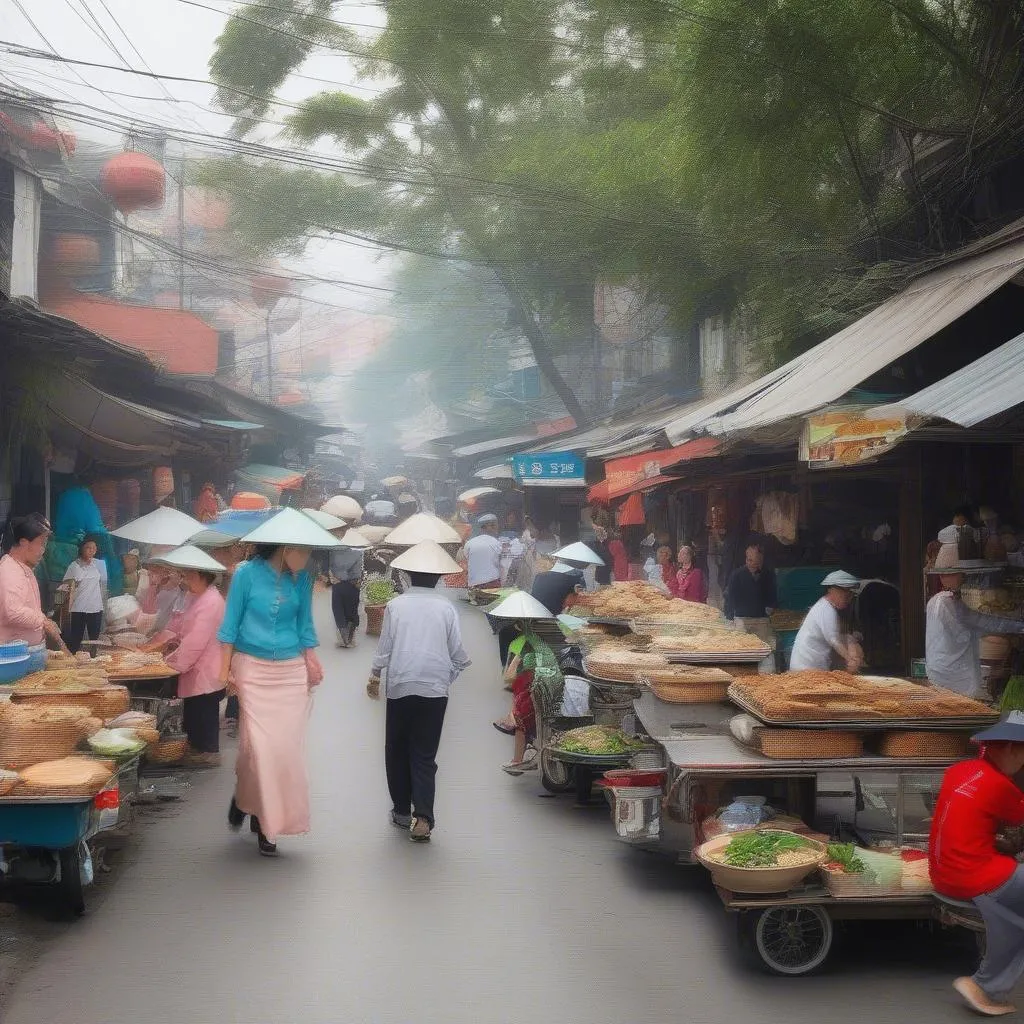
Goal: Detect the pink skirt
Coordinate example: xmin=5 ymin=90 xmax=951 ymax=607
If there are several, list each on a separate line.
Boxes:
xmin=232 ymin=652 xmax=312 ymax=841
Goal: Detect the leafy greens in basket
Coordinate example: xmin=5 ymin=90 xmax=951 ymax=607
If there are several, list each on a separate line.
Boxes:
xmin=721 ymin=831 xmax=814 ymax=867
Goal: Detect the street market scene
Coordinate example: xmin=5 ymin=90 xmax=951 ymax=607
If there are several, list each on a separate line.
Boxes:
xmin=3 ymin=1 xmax=1024 ymax=1021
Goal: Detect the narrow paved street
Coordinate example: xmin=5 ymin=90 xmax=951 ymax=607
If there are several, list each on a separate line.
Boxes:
xmin=3 ymin=595 xmax=975 ymax=1023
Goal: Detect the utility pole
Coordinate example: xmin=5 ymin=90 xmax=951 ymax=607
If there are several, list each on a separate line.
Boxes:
xmin=177 ymin=155 xmax=186 ymax=310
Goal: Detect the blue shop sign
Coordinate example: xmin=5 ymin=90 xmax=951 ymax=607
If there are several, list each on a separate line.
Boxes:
xmin=511 ymin=451 xmax=586 ymax=487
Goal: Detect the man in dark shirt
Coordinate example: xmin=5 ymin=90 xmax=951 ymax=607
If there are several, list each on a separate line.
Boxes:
xmin=724 ymin=544 xmax=777 ymax=620
xmin=531 ymin=564 xmax=586 ymax=616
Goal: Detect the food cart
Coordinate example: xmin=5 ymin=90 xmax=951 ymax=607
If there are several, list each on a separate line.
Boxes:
xmin=604 ymin=688 xmax=989 ymax=975
xmin=0 ymin=755 xmax=139 ymax=916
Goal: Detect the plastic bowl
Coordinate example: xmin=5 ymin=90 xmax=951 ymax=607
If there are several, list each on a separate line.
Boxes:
xmin=695 ymin=830 xmax=827 ymax=894
xmin=26 ymin=644 xmax=46 ymax=673
xmin=0 ymin=655 xmax=31 ymax=685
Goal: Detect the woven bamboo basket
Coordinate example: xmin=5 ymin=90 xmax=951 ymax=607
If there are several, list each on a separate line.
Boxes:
xmin=12 ymin=685 xmax=130 ymax=719
xmin=879 ymin=731 xmax=971 ymax=758
xmin=0 ymin=713 xmax=95 ymax=770
xmin=147 ymin=736 xmax=189 ymax=765
xmin=650 ymin=680 xmax=731 ymax=704
xmin=365 ymin=604 xmax=387 ymax=637
xmin=760 ymin=728 xmax=863 ymax=759
xmin=822 ymin=868 xmax=901 ymax=899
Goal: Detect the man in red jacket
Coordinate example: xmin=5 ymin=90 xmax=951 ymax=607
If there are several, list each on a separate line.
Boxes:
xmin=931 ymin=713 xmax=1024 ymax=1016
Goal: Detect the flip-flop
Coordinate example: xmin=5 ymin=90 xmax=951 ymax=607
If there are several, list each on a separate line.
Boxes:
xmin=493 ymin=721 xmax=516 ymax=735
xmin=954 ymin=978 xmax=1016 ymax=1016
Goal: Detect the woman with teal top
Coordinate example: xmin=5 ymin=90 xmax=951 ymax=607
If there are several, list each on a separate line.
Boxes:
xmin=218 ymin=536 xmax=325 ymax=857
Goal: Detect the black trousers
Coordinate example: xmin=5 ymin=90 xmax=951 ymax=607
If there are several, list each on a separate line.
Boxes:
xmin=331 ymin=581 xmax=360 ymax=629
xmin=498 ymin=625 xmax=522 ymax=668
xmin=182 ymin=689 xmax=226 ymax=753
xmin=225 ymin=694 xmax=239 ymax=721
xmin=65 ymin=611 xmax=103 ymax=654
xmin=385 ymin=695 xmax=448 ymax=827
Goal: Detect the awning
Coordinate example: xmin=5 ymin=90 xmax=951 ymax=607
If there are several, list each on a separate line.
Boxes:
xmin=234 ymin=464 xmax=307 ymax=495
xmin=453 ymin=432 xmax=538 ymax=458
xmin=474 ymin=462 xmax=514 ymax=481
xmin=681 ymin=221 xmax=1024 ymax=440
xmin=45 ymin=291 xmax=220 ymax=376
xmin=604 ymin=437 xmax=721 ymax=499
xmin=47 ymin=374 xmax=225 ymax=468
xmin=870 ymin=329 xmax=1024 ymax=428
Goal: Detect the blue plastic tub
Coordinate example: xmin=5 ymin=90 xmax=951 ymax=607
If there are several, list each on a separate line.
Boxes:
xmin=26 ymin=644 xmax=46 ymax=673
xmin=0 ymin=640 xmax=29 ymax=661
xmin=0 ymin=656 xmax=30 ymax=685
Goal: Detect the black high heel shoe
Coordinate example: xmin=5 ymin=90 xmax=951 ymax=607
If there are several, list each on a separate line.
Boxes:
xmin=257 ymin=831 xmax=278 ymax=857
xmin=228 ymin=797 xmax=245 ymax=830
xmin=250 ymin=813 xmax=260 ymax=834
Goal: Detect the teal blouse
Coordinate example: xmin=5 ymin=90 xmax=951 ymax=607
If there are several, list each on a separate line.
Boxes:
xmin=217 ymin=557 xmax=318 ymax=661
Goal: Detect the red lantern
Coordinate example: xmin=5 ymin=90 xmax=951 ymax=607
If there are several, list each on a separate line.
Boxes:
xmin=50 ymin=234 xmax=101 ymax=276
xmin=251 ymin=268 xmax=292 ymax=307
xmin=100 ymin=152 xmax=166 ymax=213
xmin=27 ymin=122 xmax=76 ymax=155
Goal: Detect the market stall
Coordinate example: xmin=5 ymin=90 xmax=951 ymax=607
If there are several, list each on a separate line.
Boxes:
xmin=597 ymin=669 xmax=997 ymax=974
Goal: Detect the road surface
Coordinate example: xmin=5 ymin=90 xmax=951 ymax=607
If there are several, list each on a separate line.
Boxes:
xmin=2 ymin=594 xmax=975 ymax=1023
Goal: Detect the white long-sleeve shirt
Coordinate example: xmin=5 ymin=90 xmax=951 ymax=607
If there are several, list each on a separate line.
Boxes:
xmin=789 ymin=597 xmax=847 ymax=671
xmin=371 ymin=588 xmax=471 ymax=699
xmin=926 ymin=591 xmax=1024 ymax=698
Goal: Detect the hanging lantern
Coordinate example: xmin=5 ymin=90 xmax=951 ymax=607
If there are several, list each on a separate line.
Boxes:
xmin=50 ymin=234 xmax=101 ymax=276
xmin=27 ymin=122 xmax=76 ymax=156
xmin=101 ymin=152 xmax=166 ymax=213
xmin=251 ymin=267 xmax=292 ymax=307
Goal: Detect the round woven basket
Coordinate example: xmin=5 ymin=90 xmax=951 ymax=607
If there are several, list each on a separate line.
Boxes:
xmin=879 ymin=731 xmax=971 ymax=758
xmin=650 ymin=680 xmax=731 ymax=703
xmin=365 ymin=604 xmax=386 ymax=637
xmin=0 ymin=717 xmax=93 ymax=770
xmin=13 ymin=686 xmax=130 ymax=720
xmin=760 ymin=729 xmax=863 ymax=759
xmin=147 ymin=736 xmax=188 ymax=765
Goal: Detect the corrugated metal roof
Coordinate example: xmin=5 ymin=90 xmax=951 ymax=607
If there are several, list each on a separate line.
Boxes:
xmin=453 ymin=432 xmax=538 ymax=458
xmin=870 ymin=329 xmax=1024 ymax=428
xmin=534 ymin=399 xmax=689 ymax=459
xmin=695 ymin=227 xmax=1024 ymax=438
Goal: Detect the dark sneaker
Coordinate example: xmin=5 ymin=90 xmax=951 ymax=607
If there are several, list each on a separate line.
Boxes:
xmin=391 ymin=811 xmax=412 ymax=829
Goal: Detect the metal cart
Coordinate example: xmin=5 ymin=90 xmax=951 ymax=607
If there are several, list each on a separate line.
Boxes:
xmin=604 ymin=692 xmax=964 ymax=974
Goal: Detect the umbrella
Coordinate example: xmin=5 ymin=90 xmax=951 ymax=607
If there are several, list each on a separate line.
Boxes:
xmin=240 ymin=507 xmax=343 ymax=548
xmin=302 ymin=508 xmax=347 ymax=531
xmin=458 ymin=486 xmax=500 ymax=503
xmin=552 ymin=541 xmax=605 ymax=566
xmin=320 ymin=495 xmax=362 ymax=523
xmin=385 ymin=513 xmax=462 ymax=546
xmin=149 ymin=545 xmax=227 ymax=573
xmin=486 ymin=591 xmax=554 ymax=620
xmin=337 ymin=528 xmax=373 ymax=549
xmin=111 ymin=507 xmax=206 ymax=546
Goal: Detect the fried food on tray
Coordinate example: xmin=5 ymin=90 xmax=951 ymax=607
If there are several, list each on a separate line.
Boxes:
xmin=732 ymin=671 xmax=995 ymax=721
xmin=647 ymin=631 xmax=770 ymax=654
xmin=571 ymin=582 xmax=724 ymax=622
xmin=585 ymin=644 xmax=670 ymax=681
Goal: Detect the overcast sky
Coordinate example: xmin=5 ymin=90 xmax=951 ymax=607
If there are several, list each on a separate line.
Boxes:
xmin=0 ymin=0 xmax=393 ymax=312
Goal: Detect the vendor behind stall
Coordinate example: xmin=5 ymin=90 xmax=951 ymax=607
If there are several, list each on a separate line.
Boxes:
xmin=926 ymin=554 xmax=1024 ymax=700
xmin=789 ymin=571 xmax=863 ymax=672
xmin=724 ymin=544 xmax=777 ymax=655
xmin=0 ymin=513 xmax=63 ymax=647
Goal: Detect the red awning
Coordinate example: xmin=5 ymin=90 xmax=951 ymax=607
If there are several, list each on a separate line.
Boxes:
xmin=617 ymin=492 xmax=645 ymax=527
xmin=604 ymin=437 xmax=720 ymax=499
xmin=587 ymin=479 xmax=611 ymax=504
xmin=46 ymin=292 xmax=219 ymax=375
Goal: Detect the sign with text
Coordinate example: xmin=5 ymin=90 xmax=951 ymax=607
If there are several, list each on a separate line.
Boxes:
xmin=511 ymin=451 xmax=586 ymax=487
xmin=800 ymin=410 xmax=908 ymax=467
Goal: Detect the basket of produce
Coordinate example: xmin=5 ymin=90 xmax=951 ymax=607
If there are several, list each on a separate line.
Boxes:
xmin=821 ymin=843 xmax=902 ymax=897
xmin=696 ymin=829 xmax=827 ymax=893
xmin=550 ymin=725 xmax=651 ymax=764
xmin=759 ymin=728 xmax=864 ymax=759
xmin=363 ymin=574 xmax=396 ymax=637
xmin=87 ymin=728 xmax=149 ymax=759
xmin=147 ymin=735 xmax=189 ymax=765
xmin=894 ymin=847 xmax=931 ymax=892
xmin=17 ymin=756 xmax=114 ymax=798
xmin=0 ymin=705 xmax=102 ymax=770
xmin=878 ymin=731 xmax=971 ymax=758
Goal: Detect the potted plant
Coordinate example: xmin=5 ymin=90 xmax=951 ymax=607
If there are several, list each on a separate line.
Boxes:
xmin=362 ymin=573 xmax=396 ymax=637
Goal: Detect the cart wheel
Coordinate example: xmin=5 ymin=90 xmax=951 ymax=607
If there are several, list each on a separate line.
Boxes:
xmin=58 ymin=844 xmax=86 ymax=918
xmin=540 ymin=751 xmax=575 ymax=794
xmin=748 ymin=905 xmax=833 ymax=976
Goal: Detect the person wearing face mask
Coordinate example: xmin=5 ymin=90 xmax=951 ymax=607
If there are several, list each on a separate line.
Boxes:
xmin=0 ymin=513 xmax=63 ymax=648
xmin=218 ymin=514 xmax=326 ymax=857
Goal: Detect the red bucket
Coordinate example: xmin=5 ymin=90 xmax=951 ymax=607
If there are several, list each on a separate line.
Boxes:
xmin=602 ymin=768 xmax=667 ymax=788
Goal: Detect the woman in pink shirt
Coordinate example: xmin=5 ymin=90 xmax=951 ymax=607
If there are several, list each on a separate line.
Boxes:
xmin=0 ymin=514 xmax=63 ymax=647
xmin=675 ymin=544 xmax=708 ymax=603
xmin=162 ymin=550 xmax=227 ymax=768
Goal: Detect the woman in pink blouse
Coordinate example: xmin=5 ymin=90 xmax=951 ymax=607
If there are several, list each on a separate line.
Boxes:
xmin=161 ymin=550 xmax=227 ymax=768
xmin=675 ymin=544 xmax=708 ymax=604
xmin=0 ymin=514 xmax=63 ymax=646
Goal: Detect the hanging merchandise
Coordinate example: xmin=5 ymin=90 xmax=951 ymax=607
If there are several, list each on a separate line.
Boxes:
xmin=90 ymin=479 xmax=118 ymax=530
xmin=152 ymin=466 xmax=175 ymax=506
xmin=618 ymin=492 xmax=645 ymax=527
xmin=756 ymin=492 xmax=799 ymax=545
